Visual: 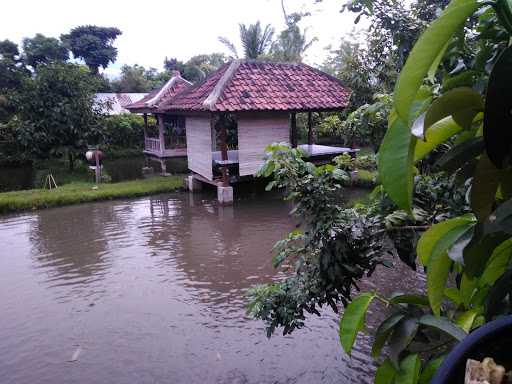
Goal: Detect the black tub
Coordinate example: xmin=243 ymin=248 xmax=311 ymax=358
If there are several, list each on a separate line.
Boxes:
xmin=431 ymin=315 xmax=512 ymax=383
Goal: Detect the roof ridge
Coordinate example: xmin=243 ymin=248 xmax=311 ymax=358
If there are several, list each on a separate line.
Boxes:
xmin=202 ymin=60 xmax=241 ymax=111
xmin=146 ymin=75 xmax=192 ymax=107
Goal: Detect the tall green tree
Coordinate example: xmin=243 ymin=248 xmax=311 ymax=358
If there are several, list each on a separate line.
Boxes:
xmin=61 ymin=25 xmax=122 ymax=75
xmin=0 ymin=39 xmax=21 ymax=62
xmin=110 ymin=64 xmax=154 ymax=92
xmin=22 ymin=34 xmax=68 ymax=68
xmin=163 ymin=53 xmax=227 ymax=82
xmin=0 ymin=40 xmax=29 ymax=123
xmin=270 ymin=3 xmax=317 ymax=63
xmin=219 ymin=22 xmax=274 ymax=59
xmin=13 ymin=63 xmax=105 ymax=170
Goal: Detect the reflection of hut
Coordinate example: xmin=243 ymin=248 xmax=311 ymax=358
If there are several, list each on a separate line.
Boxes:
xmin=127 ymin=61 xmax=353 ymax=203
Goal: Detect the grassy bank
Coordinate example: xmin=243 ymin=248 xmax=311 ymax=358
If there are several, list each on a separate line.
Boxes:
xmin=0 ymin=176 xmax=185 ymax=214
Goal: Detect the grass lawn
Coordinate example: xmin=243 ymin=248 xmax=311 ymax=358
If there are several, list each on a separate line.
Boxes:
xmin=0 ymin=176 xmax=185 ymax=215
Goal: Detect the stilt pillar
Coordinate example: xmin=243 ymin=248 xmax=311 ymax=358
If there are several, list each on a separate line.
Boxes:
xmin=307 ymin=111 xmax=314 ymax=146
xmin=187 ymin=175 xmax=203 ymax=192
xmin=290 ymin=112 xmax=297 ymax=148
xmin=217 ymin=185 xmax=233 ymax=205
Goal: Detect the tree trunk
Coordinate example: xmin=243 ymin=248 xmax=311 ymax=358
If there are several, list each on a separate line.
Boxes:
xmin=68 ymin=151 xmax=74 ymax=172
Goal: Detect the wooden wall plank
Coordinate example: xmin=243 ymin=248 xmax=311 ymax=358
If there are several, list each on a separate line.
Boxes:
xmin=238 ymin=112 xmax=290 ymax=176
xmin=186 ymin=116 xmax=213 ymax=180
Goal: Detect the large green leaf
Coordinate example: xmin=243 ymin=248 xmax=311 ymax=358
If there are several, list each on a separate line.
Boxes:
xmin=465 ymin=199 xmax=512 ymax=276
xmin=379 ymin=113 xmax=416 ymax=212
xmin=375 ymin=359 xmax=398 ymax=384
xmin=388 ymin=318 xmax=419 ymax=367
xmin=394 ymin=0 xmax=481 ymax=122
xmin=424 ymin=87 xmax=484 ymax=132
xmin=460 ymin=273 xmax=477 ymax=306
xmin=339 ymin=293 xmax=375 ymax=355
xmin=414 ymin=117 xmax=463 ymax=162
xmin=419 ymin=314 xmax=467 ymax=340
xmin=484 ymin=45 xmax=512 ymax=168
xmin=471 ymin=154 xmax=502 ymax=221
xmin=419 ymin=356 xmax=445 ymax=384
xmin=428 ymin=251 xmax=453 ymax=316
xmin=372 ymin=312 xmax=406 ymax=358
xmin=480 ymin=239 xmax=512 ymax=286
xmin=456 ymin=309 xmax=478 ymax=332
xmin=435 ymin=136 xmax=485 ymax=172
xmin=395 ymin=354 xmax=421 ymax=384
xmin=417 ymin=214 xmax=476 ymax=265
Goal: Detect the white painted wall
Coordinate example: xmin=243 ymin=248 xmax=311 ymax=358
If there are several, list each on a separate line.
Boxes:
xmin=238 ymin=112 xmax=290 ymax=176
xmin=186 ymin=116 xmax=213 ymax=180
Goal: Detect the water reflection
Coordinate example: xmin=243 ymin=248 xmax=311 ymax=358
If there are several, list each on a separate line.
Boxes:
xmin=0 ymin=192 xmax=425 ymax=384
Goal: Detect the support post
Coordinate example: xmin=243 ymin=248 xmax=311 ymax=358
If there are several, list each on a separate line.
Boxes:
xmin=143 ymin=113 xmax=148 ymax=138
xmin=95 ymin=148 xmax=101 ymax=184
xmin=290 ymin=112 xmax=297 ymax=148
xmin=307 ymin=111 xmax=314 ymax=146
xmin=219 ymin=114 xmax=229 ymax=187
xmin=157 ymin=114 xmax=165 ymax=156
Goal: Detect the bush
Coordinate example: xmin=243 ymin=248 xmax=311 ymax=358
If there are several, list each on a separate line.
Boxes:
xmin=101 ymin=114 xmax=155 ymax=150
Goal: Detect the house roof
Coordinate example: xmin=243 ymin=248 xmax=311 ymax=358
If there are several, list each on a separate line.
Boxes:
xmin=159 ymin=60 xmax=351 ymax=113
xmin=125 ymin=71 xmax=192 ymax=112
xmin=95 ymin=93 xmax=148 ymax=114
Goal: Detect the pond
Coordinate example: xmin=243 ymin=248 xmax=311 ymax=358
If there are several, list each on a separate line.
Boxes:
xmin=0 ymin=191 xmax=425 ymax=384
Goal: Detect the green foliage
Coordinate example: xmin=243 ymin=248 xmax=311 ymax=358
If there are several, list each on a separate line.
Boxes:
xmin=102 ymin=114 xmax=151 ymax=150
xmin=339 ymin=292 xmax=376 ymax=355
xmin=61 ymin=25 xmax=122 ymax=75
xmin=219 ymin=22 xmax=274 ymax=59
xmin=22 ymin=33 xmax=68 ymax=68
xmin=338 ymin=93 xmax=393 ymax=150
xmin=269 ymin=10 xmax=317 ymax=63
xmin=163 ymin=53 xmax=227 ymax=83
xmin=12 ymin=62 xmax=105 ymax=169
xmin=339 ymin=0 xmax=512 ymax=381
xmin=109 ymin=64 xmax=165 ymax=92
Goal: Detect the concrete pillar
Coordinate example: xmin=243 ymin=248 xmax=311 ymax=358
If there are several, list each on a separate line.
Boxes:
xmin=217 ymin=185 xmax=233 ymax=205
xmin=187 ymin=175 xmax=203 ymax=192
xmin=160 ymin=159 xmax=170 ymax=176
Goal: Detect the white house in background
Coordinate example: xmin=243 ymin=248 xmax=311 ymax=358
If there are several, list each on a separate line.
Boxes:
xmin=95 ymin=93 xmax=148 ymax=115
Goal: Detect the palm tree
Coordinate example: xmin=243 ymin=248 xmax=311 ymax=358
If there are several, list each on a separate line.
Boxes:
xmin=219 ymin=22 xmax=275 ymax=60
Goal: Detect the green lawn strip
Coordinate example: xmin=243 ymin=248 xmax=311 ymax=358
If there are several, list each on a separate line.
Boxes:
xmin=0 ymin=176 xmax=185 ymax=214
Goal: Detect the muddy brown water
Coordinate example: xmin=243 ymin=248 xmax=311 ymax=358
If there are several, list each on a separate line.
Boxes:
xmin=0 ymin=191 xmax=425 ymax=384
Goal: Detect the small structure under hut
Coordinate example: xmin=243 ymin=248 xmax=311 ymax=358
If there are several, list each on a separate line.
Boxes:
xmin=126 ymin=60 xmax=353 ymax=204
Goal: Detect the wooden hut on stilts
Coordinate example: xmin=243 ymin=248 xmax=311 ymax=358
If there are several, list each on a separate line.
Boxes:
xmin=127 ymin=60 xmax=353 ymax=205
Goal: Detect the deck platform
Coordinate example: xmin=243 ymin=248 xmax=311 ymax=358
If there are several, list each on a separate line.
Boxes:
xmin=143 ymin=148 xmax=188 ymax=158
xmin=299 ymin=144 xmax=359 ymax=158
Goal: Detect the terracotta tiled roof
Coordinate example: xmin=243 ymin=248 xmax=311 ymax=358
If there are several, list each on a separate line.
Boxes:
xmin=160 ymin=60 xmax=350 ymax=112
xmin=125 ymin=72 xmax=191 ymax=112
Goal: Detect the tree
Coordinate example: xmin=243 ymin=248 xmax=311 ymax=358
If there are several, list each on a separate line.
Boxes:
xmin=269 ymin=3 xmax=317 ymax=63
xmin=12 ymin=63 xmax=106 ymax=170
xmin=61 ymin=25 xmax=122 ymax=75
xmin=110 ymin=64 xmax=153 ymax=92
xmin=163 ymin=53 xmax=227 ymax=83
xmin=0 ymin=40 xmax=29 ymax=123
xmin=219 ymin=21 xmax=274 ymax=59
xmin=22 ymin=34 xmax=68 ymax=68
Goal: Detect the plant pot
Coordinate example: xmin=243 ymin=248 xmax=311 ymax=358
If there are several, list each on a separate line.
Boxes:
xmin=431 ymin=315 xmax=512 ymax=383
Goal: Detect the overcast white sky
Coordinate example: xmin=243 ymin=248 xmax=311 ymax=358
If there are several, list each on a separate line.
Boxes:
xmin=2 ymin=0 xmax=365 ymax=78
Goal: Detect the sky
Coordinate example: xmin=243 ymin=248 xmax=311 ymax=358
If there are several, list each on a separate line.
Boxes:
xmin=2 ymin=0 xmax=365 ymax=78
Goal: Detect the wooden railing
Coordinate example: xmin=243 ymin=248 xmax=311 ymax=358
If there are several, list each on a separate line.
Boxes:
xmin=145 ymin=137 xmax=161 ymax=153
